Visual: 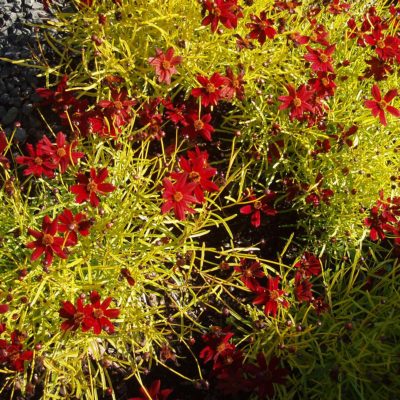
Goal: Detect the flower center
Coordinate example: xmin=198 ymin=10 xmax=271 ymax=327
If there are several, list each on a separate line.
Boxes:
xmin=377 ymin=39 xmax=385 ymax=49
xmin=74 ymin=311 xmax=85 ymax=324
xmin=194 ymin=119 xmax=204 ymax=131
xmin=173 ymin=191 xmax=183 ymax=202
xmin=253 ymin=200 xmax=262 ymax=210
xmin=216 ymin=342 xmax=228 ymax=354
xmin=114 ymin=101 xmax=123 ymax=110
xmin=189 ymin=171 xmax=201 ymax=183
xmin=57 ymin=148 xmax=67 ymax=157
xmin=42 ymin=234 xmax=54 ymax=246
xmin=269 ymin=289 xmax=280 ymax=301
xmin=321 ymin=78 xmax=329 ymax=87
xmin=378 ymin=100 xmax=387 ymax=110
xmin=93 ymin=308 xmax=104 ymax=319
xmin=319 ymin=53 xmax=329 ymax=63
xmin=162 ymin=60 xmax=171 ymax=69
xmin=293 ymin=97 xmax=302 ymax=107
xmin=206 ymin=83 xmax=216 ymax=93
xmin=34 ymin=157 xmax=43 ymax=165
xmin=87 ymin=180 xmax=98 ymax=193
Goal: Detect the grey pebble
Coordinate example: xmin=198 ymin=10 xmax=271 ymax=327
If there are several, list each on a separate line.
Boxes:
xmin=2 ymin=106 xmax=19 ymax=125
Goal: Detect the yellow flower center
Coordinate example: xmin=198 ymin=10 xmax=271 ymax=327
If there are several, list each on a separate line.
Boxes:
xmin=42 ymin=234 xmax=54 ymax=246
xmin=319 ymin=53 xmax=329 ymax=63
xmin=87 ymin=180 xmax=98 ymax=193
xmin=162 ymin=60 xmax=171 ymax=69
xmin=93 ymin=308 xmax=104 ymax=319
xmin=206 ymin=83 xmax=216 ymax=93
xmin=189 ymin=171 xmax=201 ymax=183
xmin=34 ymin=157 xmax=43 ymax=165
xmin=173 ymin=191 xmax=183 ymax=202
xmin=194 ymin=119 xmax=204 ymax=131
xmin=57 ymin=148 xmax=66 ymax=157
xmin=253 ymin=200 xmax=262 ymax=210
xmin=293 ymin=97 xmax=302 ymax=107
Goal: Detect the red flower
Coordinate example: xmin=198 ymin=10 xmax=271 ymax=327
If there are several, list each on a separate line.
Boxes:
xmin=294 ymin=252 xmax=322 ymax=279
xmin=16 ymin=143 xmax=57 ymax=178
xmin=294 ymin=277 xmax=313 ymax=303
xmin=59 ymin=297 xmax=94 ymax=332
xmin=0 ymin=131 xmax=10 ymax=168
xmin=245 ymin=353 xmax=288 ymax=399
xmin=308 ymin=72 xmax=336 ymax=98
xmin=182 ymin=112 xmax=215 ymax=141
xmin=171 ymin=147 xmax=219 ymax=202
xmin=201 ymin=0 xmax=243 ymax=33
xmin=312 ymin=296 xmax=329 ymax=315
xmin=251 ymin=276 xmax=289 ymax=317
xmin=246 ymin=12 xmax=276 ymax=45
xmin=363 ymin=57 xmax=393 ymax=81
xmin=97 ymin=89 xmax=136 ymax=129
xmin=148 ymin=47 xmax=182 ymax=85
xmin=36 ymin=75 xmax=77 ymax=114
xmin=0 ymin=331 xmax=33 ymax=372
xmin=191 ymin=73 xmax=227 ymax=107
xmin=89 ymin=291 xmax=120 ymax=334
xmin=38 ymin=132 xmax=84 ymax=173
xmin=221 ymin=66 xmax=245 ymax=101
xmin=364 ymin=85 xmax=400 ymax=126
xmin=26 ymin=215 xmax=68 ymax=266
xmin=121 ymin=268 xmax=136 ymax=286
xmin=161 ymin=174 xmax=198 ymax=220
xmin=199 ymin=327 xmax=236 ymax=369
xmin=304 ymin=44 xmax=335 ymax=73
xmin=57 ymin=208 xmax=91 ymax=246
xmin=274 ymin=0 xmax=301 ymax=13
xmin=328 ymin=0 xmax=350 ymax=14
xmin=128 ymin=380 xmax=173 ymax=400
xmin=234 ymin=259 xmax=265 ymax=290
xmin=70 ymin=168 xmax=116 ymax=207
xmin=240 ymin=190 xmax=277 ymax=228
xmin=278 ymin=84 xmax=314 ymax=121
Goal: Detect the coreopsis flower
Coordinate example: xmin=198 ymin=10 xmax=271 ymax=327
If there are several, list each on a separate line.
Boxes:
xmin=89 ymin=291 xmax=120 ymax=334
xmin=38 ymin=132 xmax=84 ymax=173
xmin=234 ymin=34 xmax=256 ymax=50
xmin=137 ymin=98 xmax=165 ymax=140
xmin=328 ymin=0 xmax=350 ymax=14
xmin=162 ymin=98 xmax=188 ymax=126
xmin=171 ymin=147 xmax=219 ymax=202
xmin=26 ymin=215 xmax=68 ymax=266
xmin=250 ymin=276 xmax=289 ymax=317
xmin=0 ymin=331 xmax=33 ymax=372
xmin=312 ymin=296 xmax=329 ymax=315
xmin=278 ymin=84 xmax=314 ymax=121
xmin=128 ymin=380 xmax=173 ymax=400
xmin=246 ymin=12 xmax=276 ymax=45
xmin=57 ymin=208 xmax=91 ymax=246
xmin=363 ymin=57 xmax=393 ymax=81
xmin=181 ymin=112 xmax=215 ymax=141
xmin=36 ymin=75 xmax=77 ymax=114
xmin=364 ymin=32 xmax=400 ymax=61
xmin=305 ymin=188 xmax=334 ymax=207
xmin=59 ymin=297 xmax=94 ymax=332
xmin=97 ymin=89 xmax=136 ymax=128
xmin=161 ymin=174 xmax=198 ymax=221
xmin=70 ymin=168 xmax=116 ymax=207
xmin=191 ymin=73 xmax=227 ymax=107
xmin=0 ymin=131 xmax=9 ymax=168
xmin=201 ymin=0 xmax=243 ymax=33
xmin=364 ymin=85 xmax=400 ymax=126
xmin=148 ymin=47 xmax=182 ymax=85
xmin=304 ymin=45 xmax=336 ymax=73
xmin=221 ymin=66 xmax=245 ymax=101
xmin=274 ymin=0 xmax=301 ymax=13
xmin=294 ymin=277 xmax=313 ymax=303
xmin=199 ymin=327 xmax=235 ymax=367
xmin=16 ymin=143 xmax=57 ymax=178
xmin=240 ymin=190 xmax=277 ymax=228
xmin=234 ymin=259 xmax=265 ymax=290
xmin=308 ymin=72 xmax=336 ymax=98
xmin=294 ymin=252 xmax=322 ymax=279
xmin=245 ymin=353 xmax=288 ymax=399
xmin=364 ymin=205 xmax=395 ymax=241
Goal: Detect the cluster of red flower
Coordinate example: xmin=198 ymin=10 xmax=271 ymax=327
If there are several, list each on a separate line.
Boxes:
xmin=199 ymin=326 xmax=288 ymax=398
xmin=161 ymin=147 xmax=219 ymax=220
xmin=59 ymin=291 xmax=120 ymax=334
xmin=26 ymin=210 xmax=92 ymax=266
xmin=364 ymin=191 xmax=400 ymax=247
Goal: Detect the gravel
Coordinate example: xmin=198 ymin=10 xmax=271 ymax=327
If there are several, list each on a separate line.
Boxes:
xmin=0 ymin=0 xmax=71 ymax=143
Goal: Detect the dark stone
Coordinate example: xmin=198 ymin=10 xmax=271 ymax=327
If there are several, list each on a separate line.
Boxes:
xmin=2 ymin=106 xmax=19 ymax=125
